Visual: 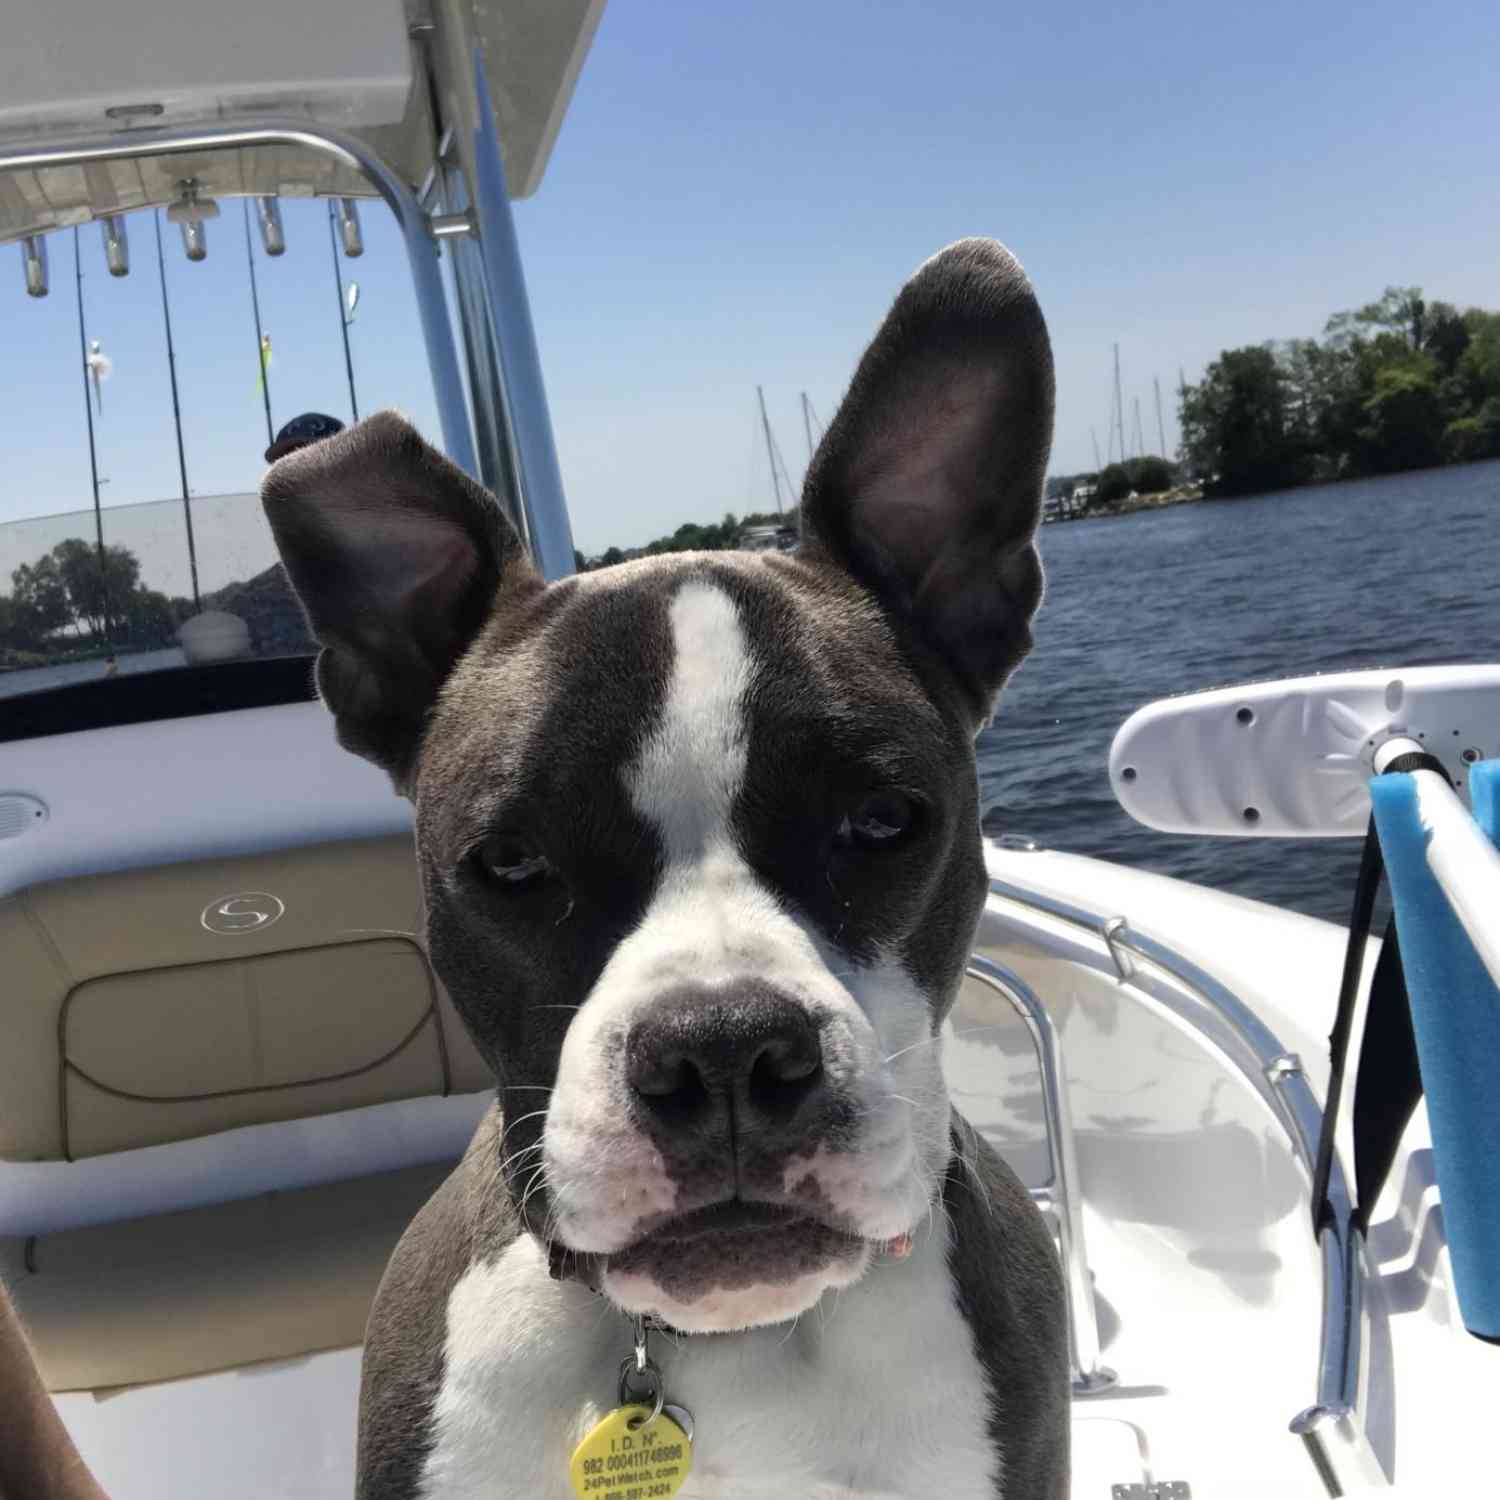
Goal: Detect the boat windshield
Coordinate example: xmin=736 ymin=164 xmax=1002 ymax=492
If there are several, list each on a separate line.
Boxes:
xmin=0 ymin=488 xmax=314 ymax=735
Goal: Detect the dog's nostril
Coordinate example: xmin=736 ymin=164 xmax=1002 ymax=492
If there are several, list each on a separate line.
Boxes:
xmin=752 ymin=1035 xmax=820 ymax=1087
xmin=630 ymin=1051 xmax=709 ymax=1108
xmin=748 ymin=1035 xmax=823 ymax=1120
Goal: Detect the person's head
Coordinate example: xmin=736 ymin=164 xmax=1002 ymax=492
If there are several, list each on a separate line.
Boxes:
xmin=265 ymin=413 xmax=345 ymax=464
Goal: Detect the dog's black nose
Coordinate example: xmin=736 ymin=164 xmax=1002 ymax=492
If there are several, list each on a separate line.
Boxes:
xmin=626 ymin=983 xmax=824 ymax=1138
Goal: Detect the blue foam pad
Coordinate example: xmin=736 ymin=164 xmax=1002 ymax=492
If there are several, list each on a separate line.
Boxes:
xmin=1371 ymin=761 xmax=1500 ymax=1339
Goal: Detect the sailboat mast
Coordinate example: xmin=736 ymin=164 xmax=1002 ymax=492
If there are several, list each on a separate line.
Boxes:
xmin=801 ymin=391 xmax=816 ymax=461
xmin=1154 ymin=376 xmax=1167 ymax=459
xmin=758 ymin=385 xmax=784 ymax=514
xmin=1110 ymin=343 xmax=1125 ymax=465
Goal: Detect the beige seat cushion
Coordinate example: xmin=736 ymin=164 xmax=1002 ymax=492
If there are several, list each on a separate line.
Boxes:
xmin=0 ymin=1160 xmax=452 ymax=1392
xmin=0 ymin=835 xmax=491 ymax=1161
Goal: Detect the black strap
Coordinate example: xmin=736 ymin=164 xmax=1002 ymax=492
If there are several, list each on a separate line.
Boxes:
xmin=1310 ymin=818 xmax=1385 ymax=1234
xmin=1312 ymin=753 xmax=1448 ymax=1235
xmin=1350 ymin=919 xmax=1423 ymax=1231
xmin=1380 ymin=749 xmax=1454 ymax=779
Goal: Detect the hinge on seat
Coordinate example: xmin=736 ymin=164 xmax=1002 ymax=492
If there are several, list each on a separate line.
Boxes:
xmin=1112 ymin=1484 xmax=1191 ymax=1500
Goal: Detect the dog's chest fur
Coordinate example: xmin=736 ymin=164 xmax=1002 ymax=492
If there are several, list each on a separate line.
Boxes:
xmin=418 ymin=1226 xmax=997 ymax=1500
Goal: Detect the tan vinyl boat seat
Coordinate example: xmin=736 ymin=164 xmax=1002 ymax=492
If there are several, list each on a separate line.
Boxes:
xmin=0 ymin=835 xmax=491 ymax=1161
xmin=0 ymin=1159 xmax=452 ymax=1392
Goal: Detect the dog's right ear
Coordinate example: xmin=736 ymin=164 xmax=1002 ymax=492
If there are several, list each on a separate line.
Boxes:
xmin=262 ymin=411 xmax=539 ymax=789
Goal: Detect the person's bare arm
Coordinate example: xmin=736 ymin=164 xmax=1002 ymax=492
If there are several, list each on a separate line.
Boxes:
xmin=0 ymin=1278 xmax=110 ymax=1500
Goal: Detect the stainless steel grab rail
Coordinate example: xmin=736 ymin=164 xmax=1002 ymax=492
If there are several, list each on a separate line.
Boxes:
xmin=963 ymin=955 xmax=1117 ymax=1395
xmin=984 ymin=876 xmax=1386 ymax=1494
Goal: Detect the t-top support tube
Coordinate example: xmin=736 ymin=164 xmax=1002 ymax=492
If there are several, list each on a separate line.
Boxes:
xmin=0 ymin=119 xmax=478 ymax=480
xmin=430 ymin=0 xmax=577 ymax=580
xmin=466 ymin=48 xmax=578 ymax=579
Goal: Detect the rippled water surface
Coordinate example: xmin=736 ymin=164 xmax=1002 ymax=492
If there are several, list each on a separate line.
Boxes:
xmin=976 ymin=460 xmax=1500 ymax=923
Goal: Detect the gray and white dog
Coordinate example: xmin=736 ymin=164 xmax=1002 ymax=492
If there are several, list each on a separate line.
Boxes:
xmin=263 ymin=238 xmax=1068 ymax=1500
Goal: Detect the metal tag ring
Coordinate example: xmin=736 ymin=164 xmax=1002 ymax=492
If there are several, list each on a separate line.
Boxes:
xmin=617 ymin=1355 xmax=666 ymax=1429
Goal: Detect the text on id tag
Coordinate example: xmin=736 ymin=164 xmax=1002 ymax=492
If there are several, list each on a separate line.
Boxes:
xmin=569 ymin=1404 xmax=693 ymax=1500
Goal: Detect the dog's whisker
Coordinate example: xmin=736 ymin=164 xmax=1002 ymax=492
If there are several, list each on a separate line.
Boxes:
xmin=882 ymin=1034 xmax=944 ymax=1065
xmin=497 ymin=1142 xmax=546 ymax=1177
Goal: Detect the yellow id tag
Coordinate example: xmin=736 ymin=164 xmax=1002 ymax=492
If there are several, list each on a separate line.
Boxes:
xmin=569 ymin=1404 xmax=693 ymax=1500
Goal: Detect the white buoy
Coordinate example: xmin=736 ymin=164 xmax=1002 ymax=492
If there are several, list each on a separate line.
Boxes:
xmin=178 ymin=611 xmax=251 ymax=663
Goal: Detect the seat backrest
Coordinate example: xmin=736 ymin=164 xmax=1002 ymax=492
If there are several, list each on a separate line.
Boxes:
xmin=0 ymin=834 xmax=490 ymax=1161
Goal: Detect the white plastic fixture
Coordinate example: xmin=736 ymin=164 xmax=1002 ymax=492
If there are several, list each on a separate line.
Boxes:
xmin=335 ymin=198 xmax=364 ymax=257
xmin=21 ymin=235 xmax=47 ymax=296
xmin=256 ymin=196 xmax=286 ymax=257
xmin=1109 ymin=665 xmax=1500 ymax=838
xmin=100 ymin=214 xmax=129 ymax=275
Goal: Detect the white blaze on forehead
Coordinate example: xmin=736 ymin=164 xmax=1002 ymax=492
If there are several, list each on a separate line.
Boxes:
xmin=629 ymin=579 xmax=752 ymax=859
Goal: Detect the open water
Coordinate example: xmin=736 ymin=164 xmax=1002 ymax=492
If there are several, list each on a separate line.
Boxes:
xmin=977 ymin=459 xmax=1500 ymax=923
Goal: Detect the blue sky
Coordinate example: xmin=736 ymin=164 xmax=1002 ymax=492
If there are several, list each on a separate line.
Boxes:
xmin=6 ymin=0 xmax=1499 ymax=555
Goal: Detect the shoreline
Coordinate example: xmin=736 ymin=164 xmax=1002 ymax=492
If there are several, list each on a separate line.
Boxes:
xmin=1049 ymin=453 xmax=1500 ymax=527
xmin=1046 ymin=483 xmax=1205 ymax=524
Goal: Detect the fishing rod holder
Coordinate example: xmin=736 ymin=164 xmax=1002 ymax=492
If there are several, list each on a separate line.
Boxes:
xmin=0 ymin=11 xmax=579 ymax=584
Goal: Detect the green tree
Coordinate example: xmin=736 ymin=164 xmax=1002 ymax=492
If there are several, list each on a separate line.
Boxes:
xmin=9 ymin=554 xmax=72 ymax=639
xmin=1359 ymin=361 xmax=1445 ymax=472
xmin=1093 ymin=456 xmax=1175 ymax=503
xmin=1325 ymin=286 xmax=1426 ymax=350
xmin=1423 ymin=301 xmax=1470 ymax=376
xmin=1443 ymin=397 xmax=1500 ymax=463
xmin=121 ymin=589 xmax=180 ymax=648
xmin=51 ymin=538 xmax=141 ymax=640
xmin=1180 ymin=346 xmax=1310 ymax=496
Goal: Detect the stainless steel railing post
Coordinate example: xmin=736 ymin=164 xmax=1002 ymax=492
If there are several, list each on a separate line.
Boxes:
xmin=964 ymin=955 xmax=1117 ymax=1394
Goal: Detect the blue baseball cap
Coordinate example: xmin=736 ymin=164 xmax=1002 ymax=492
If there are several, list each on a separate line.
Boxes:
xmin=265 ymin=412 xmax=345 ymax=463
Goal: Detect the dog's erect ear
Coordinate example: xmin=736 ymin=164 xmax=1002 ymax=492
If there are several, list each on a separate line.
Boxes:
xmin=262 ymin=411 xmax=538 ymax=786
xmin=800 ymin=239 xmax=1054 ymax=727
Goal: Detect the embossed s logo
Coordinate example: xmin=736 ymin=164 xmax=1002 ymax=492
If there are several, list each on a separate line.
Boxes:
xmin=200 ymin=891 xmax=286 ymax=935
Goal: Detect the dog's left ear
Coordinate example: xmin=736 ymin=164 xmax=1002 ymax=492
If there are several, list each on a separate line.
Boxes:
xmin=263 ymin=411 xmax=539 ymax=788
xmin=800 ymin=239 xmax=1054 ymax=728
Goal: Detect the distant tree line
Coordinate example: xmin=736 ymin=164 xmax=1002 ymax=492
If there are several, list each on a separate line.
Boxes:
xmin=577 ymin=507 xmax=797 ymax=572
xmin=0 ymin=539 xmax=187 ymax=666
xmin=1181 ymin=287 xmax=1500 ymax=496
xmin=1047 ymin=457 xmax=1180 ymax=509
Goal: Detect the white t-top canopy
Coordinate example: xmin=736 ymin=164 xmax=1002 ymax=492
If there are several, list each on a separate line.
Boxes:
xmin=0 ymin=0 xmax=604 ymax=244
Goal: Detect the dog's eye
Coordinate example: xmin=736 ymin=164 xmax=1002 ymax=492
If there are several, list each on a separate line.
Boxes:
xmin=837 ymin=791 xmax=920 ymax=850
xmin=472 ymin=834 xmax=554 ymax=890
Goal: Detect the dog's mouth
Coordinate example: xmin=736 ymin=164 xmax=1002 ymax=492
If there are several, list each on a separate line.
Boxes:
xmin=601 ymin=1198 xmax=866 ymax=1302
